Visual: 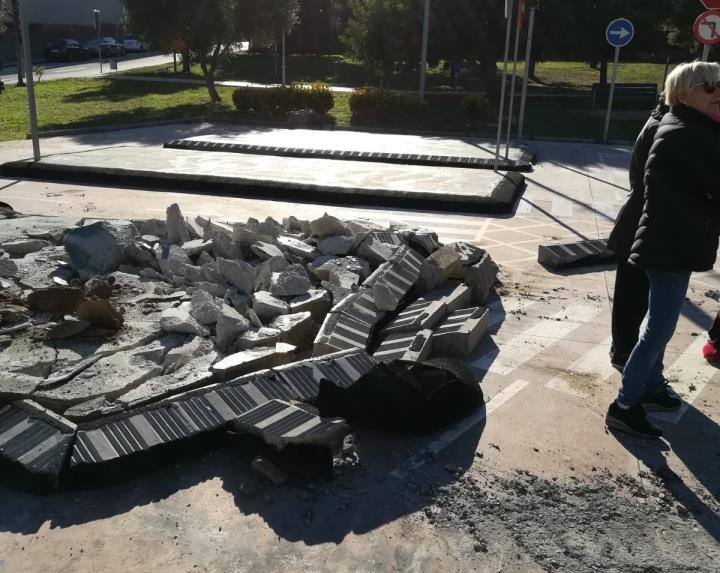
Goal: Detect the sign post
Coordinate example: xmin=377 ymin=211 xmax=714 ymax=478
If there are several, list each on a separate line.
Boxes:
xmin=603 ymin=18 xmax=634 ymax=143
xmin=418 ymin=0 xmax=431 ymax=101
xmin=694 ymin=10 xmax=720 ymax=61
xmin=494 ymin=0 xmax=515 ymax=171
xmin=504 ymin=0 xmax=525 ymax=158
xmin=93 ymin=9 xmax=102 ymax=74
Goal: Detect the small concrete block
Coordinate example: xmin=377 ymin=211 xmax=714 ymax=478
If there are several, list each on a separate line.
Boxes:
xmin=234 ymin=400 xmax=349 ymax=452
xmin=431 ymin=307 xmax=489 ymax=358
xmin=465 ymin=253 xmax=499 ymax=305
xmin=537 ymin=239 xmax=613 ymax=270
xmin=0 ymin=400 xmax=76 ymax=489
xmin=212 ymin=343 xmax=296 ymax=382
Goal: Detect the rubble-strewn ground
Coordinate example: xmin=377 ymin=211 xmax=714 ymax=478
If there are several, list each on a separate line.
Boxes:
xmin=1 ymin=135 xmax=719 ymax=572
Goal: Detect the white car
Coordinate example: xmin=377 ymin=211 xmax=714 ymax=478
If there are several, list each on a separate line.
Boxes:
xmin=123 ymin=35 xmax=150 ymax=53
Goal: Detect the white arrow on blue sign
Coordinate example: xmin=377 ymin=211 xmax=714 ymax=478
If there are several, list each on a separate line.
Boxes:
xmin=606 ymin=18 xmax=635 ymax=48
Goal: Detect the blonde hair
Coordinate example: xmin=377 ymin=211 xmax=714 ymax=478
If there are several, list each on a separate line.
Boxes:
xmin=664 ymin=61 xmax=720 ymax=106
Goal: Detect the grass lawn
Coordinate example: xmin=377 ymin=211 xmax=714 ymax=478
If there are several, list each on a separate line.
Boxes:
xmin=0 ymin=76 xmax=646 ymax=143
xmin=131 ymin=53 xmax=677 ymax=92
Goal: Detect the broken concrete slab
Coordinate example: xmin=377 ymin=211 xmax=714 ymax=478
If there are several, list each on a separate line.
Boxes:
xmin=235 ymin=327 xmax=282 ymax=351
xmin=315 ymin=291 xmax=384 ymax=354
xmin=181 ymin=238 xmax=214 ymax=258
xmin=465 ymin=253 xmax=499 ymax=304
xmin=0 ymin=400 xmax=76 ymax=489
xmin=253 ymin=290 xmax=289 ymax=321
xmin=132 ymin=218 xmax=168 ymax=238
xmin=537 ymin=239 xmax=614 ymax=270
xmin=277 ymin=235 xmax=317 ymax=260
xmin=166 ymin=203 xmax=192 ymax=244
xmin=310 ymin=213 xmax=349 ymax=239
xmin=382 ymin=298 xmax=447 ymax=335
xmin=0 ymin=372 xmax=44 ymax=403
xmin=309 ymin=256 xmax=371 ymax=282
xmin=373 ymin=329 xmax=433 ymax=363
xmin=212 ymin=343 xmax=296 ymax=382
xmin=216 ymin=304 xmax=251 ymax=350
xmin=76 ymin=299 xmax=124 ymax=330
xmin=317 ymin=234 xmax=355 ymax=256
xmin=64 ymin=220 xmax=137 ymax=280
xmin=431 ymin=307 xmax=489 ymax=358
xmin=289 ymin=289 xmax=332 ymax=322
xmin=270 ymin=311 xmax=314 ymax=348
xmin=47 ymin=316 xmax=91 ymax=340
xmin=366 ymin=246 xmax=424 ymax=311
xmin=160 ymin=305 xmax=210 ymax=337
xmin=233 ymin=399 xmax=349 ymax=452
xmin=62 ymin=397 xmax=124 ymax=423
xmin=163 ymin=336 xmax=214 ymax=374
xmin=0 ymin=255 xmax=18 ymax=278
xmin=450 ymin=242 xmax=486 ymax=276
xmin=408 ymin=231 xmax=441 ymax=257
xmin=270 ymin=264 xmax=313 ymax=297
xmin=13 ymin=247 xmax=74 ymax=289
xmin=154 ymin=243 xmax=193 ymax=278
xmin=1 ymin=238 xmax=51 ymax=258
xmin=250 ymin=241 xmax=285 ymax=261
xmin=416 ymin=245 xmax=462 ymax=293
xmin=26 ymin=286 xmax=83 ymax=313
xmin=356 ymin=232 xmax=405 ymax=267
xmin=189 ymin=289 xmax=223 ymax=325
xmin=217 ymin=257 xmax=255 ymax=294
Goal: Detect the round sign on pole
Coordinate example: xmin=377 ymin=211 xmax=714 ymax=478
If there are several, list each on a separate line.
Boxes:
xmin=694 ymin=10 xmax=720 ymax=45
xmin=606 ymin=18 xmax=635 ymax=48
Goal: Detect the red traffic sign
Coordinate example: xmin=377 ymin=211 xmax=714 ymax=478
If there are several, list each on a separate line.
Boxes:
xmin=694 ymin=10 xmax=720 ymax=45
xmin=701 ymin=1 xmax=720 ymax=9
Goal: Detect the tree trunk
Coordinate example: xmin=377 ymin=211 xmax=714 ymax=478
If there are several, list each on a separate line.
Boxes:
xmin=199 ymin=47 xmax=222 ymax=103
xmin=182 ymin=49 xmax=190 ymax=75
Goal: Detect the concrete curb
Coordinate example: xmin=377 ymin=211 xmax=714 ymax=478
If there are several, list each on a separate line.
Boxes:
xmin=0 ymin=160 xmax=526 ymax=215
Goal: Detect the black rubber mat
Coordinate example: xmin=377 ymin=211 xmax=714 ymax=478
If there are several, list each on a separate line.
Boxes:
xmin=163 ymin=139 xmax=534 ymax=172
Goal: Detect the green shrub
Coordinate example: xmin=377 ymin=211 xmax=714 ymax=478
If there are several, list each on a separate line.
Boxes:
xmin=231 ymin=82 xmax=334 ymax=115
xmin=462 ymin=95 xmax=489 ymax=120
xmin=349 ymin=88 xmax=427 ymax=123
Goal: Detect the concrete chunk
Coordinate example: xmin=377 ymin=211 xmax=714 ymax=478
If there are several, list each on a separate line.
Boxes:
xmin=217 ymin=258 xmax=256 ymax=294
xmin=537 ymin=239 xmax=613 ymax=270
xmin=1 ymin=238 xmax=51 ymax=258
xmin=431 ymin=307 xmax=489 ymax=358
xmin=270 ymin=264 xmax=312 ymax=297
xmin=160 ymin=304 xmax=210 ymax=337
xmin=465 ymin=253 xmax=499 ymax=304
xmin=190 ymin=289 xmax=223 ymax=325
xmin=253 ymin=290 xmax=290 ymax=321
xmin=212 ymin=343 xmax=296 ymax=382
xmin=216 ymin=304 xmax=251 ymax=350
xmin=310 ymin=213 xmax=349 ymax=238
xmin=317 ymin=234 xmax=355 ymax=256
xmin=417 ymin=245 xmax=462 ymax=292
xmin=250 ymin=241 xmax=285 ymax=260
xmin=373 ymin=329 xmax=433 ymax=363
xmin=270 ymin=311 xmax=314 ymax=347
xmin=0 ymin=400 xmax=76 ymax=489
xmin=277 ymin=235 xmax=317 ymax=259
xmin=290 ymin=289 xmax=332 ymax=322
xmin=64 ymin=220 xmax=137 ymax=280
xmin=166 ymin=203 xmax=192 ymax=244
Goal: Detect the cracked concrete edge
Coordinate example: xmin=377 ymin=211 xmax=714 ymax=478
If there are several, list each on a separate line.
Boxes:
xmin=0 ymin=160 xmax=526 ymax=215
xmin=11 ymin=399 xmax=78 ymax=433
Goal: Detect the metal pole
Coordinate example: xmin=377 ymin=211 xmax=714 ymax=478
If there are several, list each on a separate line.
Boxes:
xmin=702 ymin=44 xmax=710 ymax=62
xmin=494 ymin=0 xmax=514 ymax=170
xmin=282 ymin=30 xmax=286 ymax=86
xmin=419 ymin=0 xmax=431 ymax=101
xmin=20 ymin=3 xmax=40 ymax=161
xmin=505 ymin=6 xmax=523 ymax=159
xmin=95 ymin=11 xmax=102 ymax=74
xmin=173 ymin=49 xmax=177 ymax=74
xmin=518 ymin=7 xmax=536 ymax=140
xmin=603 ymin=46 xmax=620 ymax=143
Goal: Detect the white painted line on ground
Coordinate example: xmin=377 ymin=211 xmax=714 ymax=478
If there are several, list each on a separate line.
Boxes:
xmin=650 ymin=337 xmax=719 ymax=424
xmin=390 ymin=379 xmax=531 ymax=479
xmin=471 ymin=304 xmax=601 ymax=375
xmin=545 ymin=336 xmax=615 ymax=397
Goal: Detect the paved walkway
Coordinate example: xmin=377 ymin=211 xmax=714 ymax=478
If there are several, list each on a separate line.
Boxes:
xmin=1 ymin=131 xmax=718 ymax=572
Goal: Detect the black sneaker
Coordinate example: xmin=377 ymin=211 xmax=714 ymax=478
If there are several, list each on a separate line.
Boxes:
xmin=642 ymin=384 xmax=682 ymax=412
xmin=605 ymin=402 xmax=663 ymax=439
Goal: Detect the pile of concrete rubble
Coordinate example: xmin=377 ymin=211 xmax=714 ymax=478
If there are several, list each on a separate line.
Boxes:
xmin=0 ymin=204 xmax=499 ymax=489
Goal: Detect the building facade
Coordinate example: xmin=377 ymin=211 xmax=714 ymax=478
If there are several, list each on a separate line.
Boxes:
xmin=1 ymin=0 xmax=125 ymax=62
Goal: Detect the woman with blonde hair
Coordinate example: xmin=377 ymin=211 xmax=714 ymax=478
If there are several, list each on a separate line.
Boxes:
xmin=606 ymin=61 xmax=720 ymax=438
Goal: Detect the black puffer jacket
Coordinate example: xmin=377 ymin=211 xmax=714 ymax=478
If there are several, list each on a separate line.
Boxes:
xmin=628 ymin=104 xmax=720 ymax=272
xmin=607 ymin=101 xmax=668 ymax=259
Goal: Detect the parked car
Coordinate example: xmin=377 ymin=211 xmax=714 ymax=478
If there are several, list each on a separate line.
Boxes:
xmin=123 ymin=34 xmax=150 ymax=53
xmin=44 ymin=39 xmax=89 ymax=62
xmin=87 ymin=37 xmax=125 ymax=57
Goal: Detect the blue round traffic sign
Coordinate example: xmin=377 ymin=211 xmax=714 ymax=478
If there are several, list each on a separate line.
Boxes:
xmin=606 ymin=18 xmax=635 ymax=48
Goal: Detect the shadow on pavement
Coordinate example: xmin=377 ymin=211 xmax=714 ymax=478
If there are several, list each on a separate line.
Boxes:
xmin=610 ymin=404 xmax=720 ymax=542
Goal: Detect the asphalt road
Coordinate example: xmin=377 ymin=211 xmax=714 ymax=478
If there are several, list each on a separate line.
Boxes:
xmin=0 ymin=52 xmax=173 ymax=84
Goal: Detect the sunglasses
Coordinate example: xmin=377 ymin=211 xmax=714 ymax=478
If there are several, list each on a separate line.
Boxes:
xmin=694 ymin=81 xmax=720 ymax=94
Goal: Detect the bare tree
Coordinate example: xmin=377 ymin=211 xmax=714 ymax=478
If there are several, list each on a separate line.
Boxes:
xmin=7 ymin=0 xmax=25 ymax=87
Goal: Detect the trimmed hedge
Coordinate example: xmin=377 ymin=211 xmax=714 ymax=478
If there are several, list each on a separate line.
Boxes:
xmin=231 ymin=82 xmax=334 ymax=115
xmin=349 ymin=88 xmax=427 ymax=123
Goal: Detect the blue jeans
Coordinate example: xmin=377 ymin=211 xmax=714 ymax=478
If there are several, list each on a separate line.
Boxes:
xmin=617 ymin=269 xmax=691 ymax=406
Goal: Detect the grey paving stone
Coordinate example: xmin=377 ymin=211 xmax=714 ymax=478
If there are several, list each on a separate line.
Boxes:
xmin=0 ymin=400 xmax=76 ymax=489
xmin=537 ymin=239 xmax=614 ymax=270
xmin=431 ymin=307 xmax=489 ymax=358
xmin=232 ymin=399 xmax=349 ymax=452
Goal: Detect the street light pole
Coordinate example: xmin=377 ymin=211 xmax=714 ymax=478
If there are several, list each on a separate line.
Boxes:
xmin=495 ymin=0 xmax=514 ymax=170
xmin=93 ymin=9 xmax=102 ymax=74
xmin=419 ymin=0 xmax=431 ymax=101
xmin=20 ymin=1 xmax=40 ymax=161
